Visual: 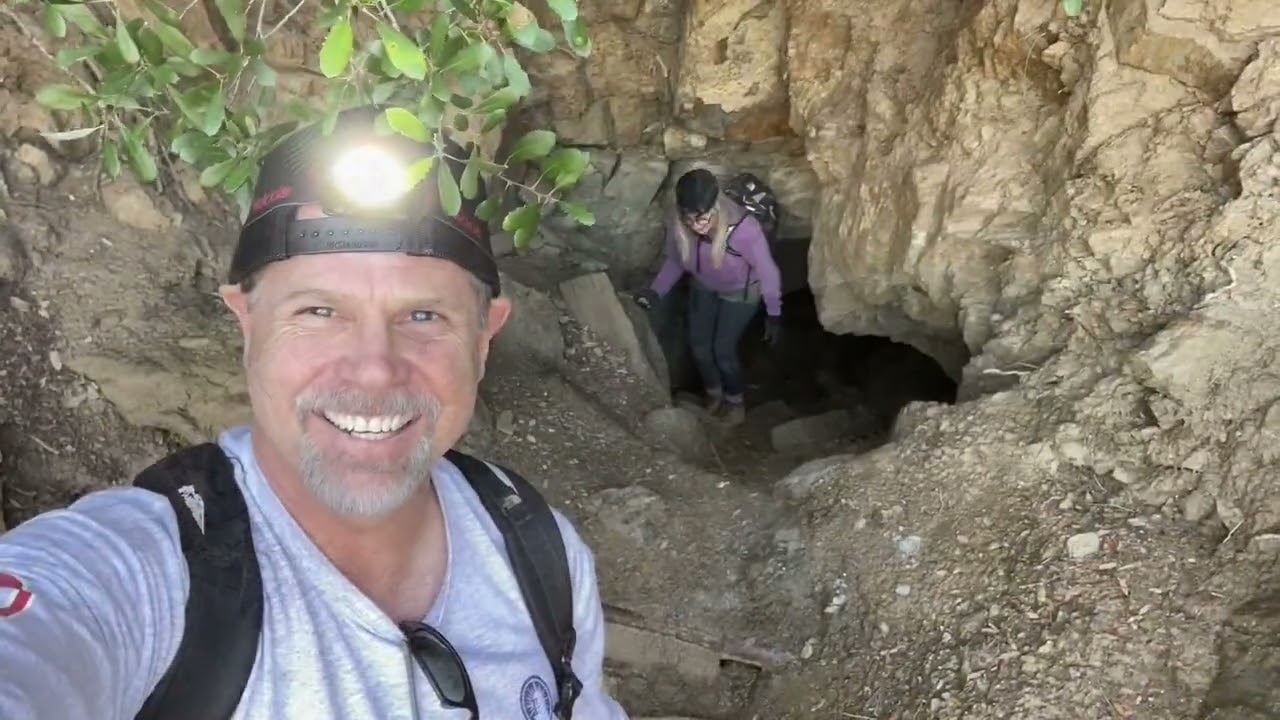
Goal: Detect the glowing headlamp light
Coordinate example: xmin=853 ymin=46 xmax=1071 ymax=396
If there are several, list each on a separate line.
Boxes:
xmin=328 ymin=144 xmax=411 ymax=209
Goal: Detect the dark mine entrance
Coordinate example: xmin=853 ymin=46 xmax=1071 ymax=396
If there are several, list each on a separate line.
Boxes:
xmin=645 ymin=237 xmax=960 ymax=440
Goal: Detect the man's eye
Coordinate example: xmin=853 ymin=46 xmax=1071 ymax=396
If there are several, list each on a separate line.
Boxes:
xmin=410 ymin=310 xmax=438 ymax=322
xmin=300 ymin=307 xmax=335 ymax=318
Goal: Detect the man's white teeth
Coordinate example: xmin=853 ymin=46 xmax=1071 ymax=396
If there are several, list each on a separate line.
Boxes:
xmin=323 ymin=412 xmax=410 ymax=434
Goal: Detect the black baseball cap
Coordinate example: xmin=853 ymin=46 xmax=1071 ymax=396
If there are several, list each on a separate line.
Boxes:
xmin=228 ymin=105 xmax=500 ymax=296
xmin=675 ymin=168 xmax=719 ymax=215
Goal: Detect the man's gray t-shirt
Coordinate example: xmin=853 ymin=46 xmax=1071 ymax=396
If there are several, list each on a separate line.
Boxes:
xmin=0 ymin=425 xmax=627 ymax=719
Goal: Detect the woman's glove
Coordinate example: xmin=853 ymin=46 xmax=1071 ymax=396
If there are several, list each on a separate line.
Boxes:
xmin=634 ymin=288 xmax=659 ymax=310
xmin=763 ymin=316 xmax=783 ymax=347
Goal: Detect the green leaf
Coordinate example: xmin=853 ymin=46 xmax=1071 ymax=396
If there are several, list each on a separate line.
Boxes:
xmin=384 ymin=107 xmax=429 ymax=142
xmin=55 ymin=47 xmax=101 ymax=68
xmin=475 ymin=196 xmax=499 ymax=222
xmin=214 ymin=0 xmax=246 ymax=43
xmin=200 ymin=158 xmax=236 ymax=187
xmin=250 ymin=57 xmax=277 ymax=86
xmin=115 ymin=19 xmax=141 ymax=65
xmin=501 ymin=202 xmax=540 ymax=233
xmin=506 ymin=129 xmax=556 ymax=163
xmin=165 ymin=56 xmax=205 ymax=78
xmin=546 ymin=0 xmax=577 ymax=21
xmin=141 ymin=0 xmax=182 ymax=27
xmin=427 ymin=13 xmax=450 ymax=61
xmin=562 ymin=18 xmax=591 ymax=57
xmin=319 ymin=18 xmax=354 ymax=78
xmin=101 ymin=139 xmax=121 ymax=178
xmin=482 ymin=109 xmax=508 ymax=133
xmin=501 ymin=54 xmax=531 ymax=97
xmin=42 ymin=4 xmax=66 ymax=38
xmin=377 ymin=21 xmax=427 ymax=80
xmin=153 ymin=21 xmax=195 ymax=56
xmin=475 ymin=87 xmax=519 ymax=115
xmin=171 ymin=130 xmax=218 ymax=163
xmin=442 ymin=39 xmax=494 ymax=76
xmin=460 ymin=150 xmax=480 ymax=199
xmin=221 ymin=157 xmax=256 ymax=193
xmin=120 ymin=123 xmax=158 ymax=183
xmin=203 ymin=90 xmax=226 ymax=135
xmin=190 ymin=48 xmax=238 ymax=66
xmin=506 ymin=23 xmax=552 ymax=52
xmin=437 ymin=159 xmax=462 ymax=216
xmin=418 ymin=94 xmax=446 ymax=126
xmin=34 ymin=84 xmax=94 ymax=111
xmin=1061 ymin=0 xmax=1084 ymax=16
xmin=135 ymin=26 xmax=166 ymax=64
xmin=40 ymin=126 xmax=101 ymax=142
xmin=558 ymin=200 xmax=594 ymax=225
xmin=405 ymin=156 xmax=434 ymax=189
xmin=59 ymin=3 xmax=107 ymax=37
xmin=513 ymin=223 xmax=536 ymax=247
xmin=543 ymin=147 xmax=590 ymax=188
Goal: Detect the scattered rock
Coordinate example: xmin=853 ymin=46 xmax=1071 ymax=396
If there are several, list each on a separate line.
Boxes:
xmin=101 ymin=177 xmax=173 ymax=231
xmin=769 ymin=410 xmax=855 ymax=455
xmin=495 ymin=409 xmax=515 ymax=436
xmin=14 ymin=144 xmax=56 ymax=186
xmin=643 ymin=406 xmax=713 ymax=463
xmin=1066 ymin=532 xmax=1101 ymax=559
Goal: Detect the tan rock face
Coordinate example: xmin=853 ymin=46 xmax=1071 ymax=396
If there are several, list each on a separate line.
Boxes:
xmin=674 ymin=0 xmax=790 ymax=142
xmin=524 ymin=0 xmax=683 ymax=147
xmin=780 ymin=0 xmax=1280 ymax=382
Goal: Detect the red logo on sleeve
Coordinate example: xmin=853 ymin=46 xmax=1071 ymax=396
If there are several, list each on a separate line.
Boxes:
xmin=0 ymin=573 xmax=34 ymax=618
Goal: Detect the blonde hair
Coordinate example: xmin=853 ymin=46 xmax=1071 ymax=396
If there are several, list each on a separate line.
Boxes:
xmin=674 ymin=192 xmax=735 ymax=269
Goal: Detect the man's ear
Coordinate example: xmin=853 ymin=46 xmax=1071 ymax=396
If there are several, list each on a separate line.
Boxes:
xmin=219 ymin=283 xmax=251 ymax=332
xmin=485 ymin=295 xmax=512 ymax=339
xmin=219 ymin=283 xmax=253 ymax=365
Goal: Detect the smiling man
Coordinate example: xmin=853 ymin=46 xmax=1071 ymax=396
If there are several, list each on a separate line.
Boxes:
xmin=0 ymin=105 xmax=628 ymax=720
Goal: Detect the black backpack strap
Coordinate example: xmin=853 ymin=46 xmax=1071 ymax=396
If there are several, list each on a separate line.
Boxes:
xmin=444 ymin=449 xmax=582 ymax=720
xmin=132 ymin=443 xmax=264 ymax=720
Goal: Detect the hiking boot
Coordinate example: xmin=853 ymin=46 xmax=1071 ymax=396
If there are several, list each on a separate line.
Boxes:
xmin=704 ymin=392 xmax=724 ymax=415
xmin=720 ymin=402 xmax=746 ymax=427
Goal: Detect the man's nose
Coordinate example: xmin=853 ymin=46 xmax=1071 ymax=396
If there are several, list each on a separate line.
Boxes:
xmin=341 ymin=318 xmax=404 ymax=388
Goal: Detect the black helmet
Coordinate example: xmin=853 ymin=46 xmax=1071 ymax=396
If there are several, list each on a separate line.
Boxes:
xmin=675 ymin=168 xmax=719 ymax=215
xmin=228 ymin=105 xmax=499 ymax=296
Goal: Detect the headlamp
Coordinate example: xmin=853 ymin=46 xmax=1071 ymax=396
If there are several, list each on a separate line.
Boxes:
xmin=328 ymin=145 xmax=412 ymax=210
xmin=230 ymin=105 xmax=501 ymax=296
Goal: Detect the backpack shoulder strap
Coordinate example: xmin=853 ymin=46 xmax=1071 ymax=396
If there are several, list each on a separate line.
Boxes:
xmin=132 ymin=442 xmax=264 ymax=720
xmin=444 ymin=449 xmax=582 ymax=720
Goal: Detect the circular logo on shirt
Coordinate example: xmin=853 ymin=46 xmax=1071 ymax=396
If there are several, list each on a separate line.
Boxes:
xmin=520 ymin=675 xmax=553 ymax=720
xmin=0 ymin=573 xmax=33 ymax=618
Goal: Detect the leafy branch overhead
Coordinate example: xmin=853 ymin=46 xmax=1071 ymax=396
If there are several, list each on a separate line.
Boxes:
xmin=23 ymin=0 xmax=597 ymax=247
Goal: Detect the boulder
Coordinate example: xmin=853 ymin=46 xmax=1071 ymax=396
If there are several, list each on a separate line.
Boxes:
xmin=559 ymin=272 xmax=668 ymax=394
xmin=490 ymin=273 xmax=566 ymax=370
xmin=544 ymin=149 xmax=670 ymax=278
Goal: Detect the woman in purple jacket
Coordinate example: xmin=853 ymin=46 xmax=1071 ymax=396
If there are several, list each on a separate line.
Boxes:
xmin=635 ymin=168 xmax=783 ymax=426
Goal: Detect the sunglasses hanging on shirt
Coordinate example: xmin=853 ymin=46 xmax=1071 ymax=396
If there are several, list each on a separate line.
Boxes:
xmin=401 ymin=621 xmax=479 ymax=718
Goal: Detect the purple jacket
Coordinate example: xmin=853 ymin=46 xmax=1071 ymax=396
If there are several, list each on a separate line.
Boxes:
xmin=649 ymin=203 xmax=783 ymax=316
